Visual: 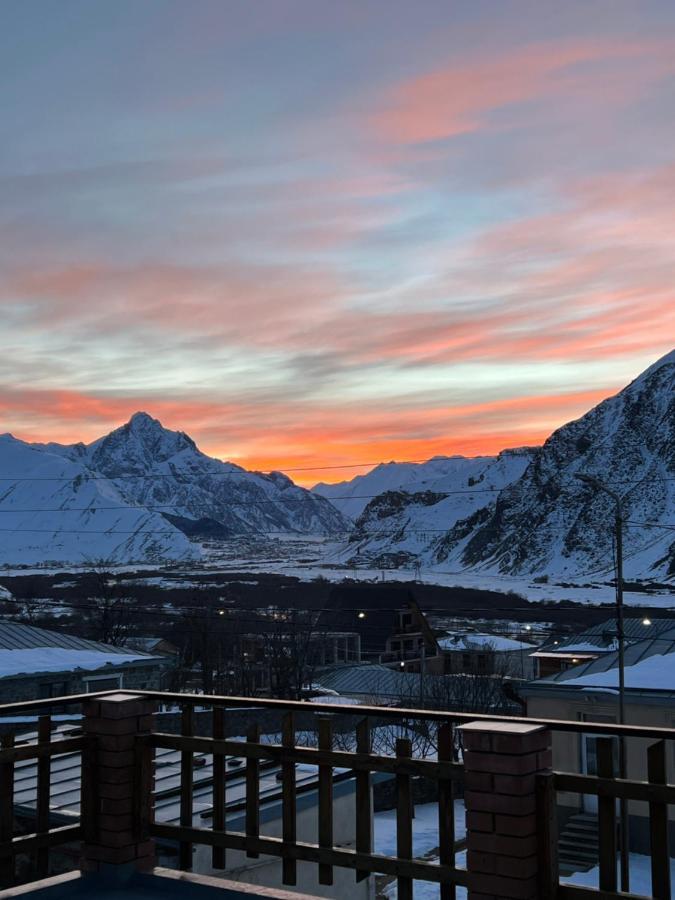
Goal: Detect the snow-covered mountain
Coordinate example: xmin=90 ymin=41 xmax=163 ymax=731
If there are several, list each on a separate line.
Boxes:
xmin=0 ymin=434 xmax=196 ymax=565
xmin=339 ymin=449 xmax=534 ymax=566
xmin=435 ymin=349 xmax=675 ymax=579
xmin=53 ymin=413 xmax=349 ymax=539
xmin=313 ymin=454 xmax=532 ymax=519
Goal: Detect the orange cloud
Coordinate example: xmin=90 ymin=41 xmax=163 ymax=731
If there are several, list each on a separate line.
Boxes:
xmin=1 ymin=384 xmax=618 ymax=487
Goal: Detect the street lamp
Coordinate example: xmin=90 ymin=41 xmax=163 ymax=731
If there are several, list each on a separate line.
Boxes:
xmin=575 ymin=472 xmax=629 ymax=891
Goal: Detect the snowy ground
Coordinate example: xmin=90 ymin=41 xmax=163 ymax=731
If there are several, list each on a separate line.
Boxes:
xmin=1 ymin=536 xmax=672 ymax=607
xmin=200 ymin=538 xmax=675 ymax=607
xmin=374 ymin=800 xmax=468 ymax=900
xmin=562 ymin=856 xmax=675 ymax=895
xmin=374 ymin=801 xmax=674 ymax=898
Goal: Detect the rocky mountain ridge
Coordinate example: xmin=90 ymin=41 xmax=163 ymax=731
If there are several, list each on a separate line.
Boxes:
xmin=338 ymin=350 xmax=675 ymax=580
xmin=0 ymin=413 xmax=350 ymax=565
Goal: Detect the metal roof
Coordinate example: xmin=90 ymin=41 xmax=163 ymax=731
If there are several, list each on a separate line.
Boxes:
xmin=523 ymin=631 xmax=675 ymax=696
xmin=11 ymin=721 xmax=352 ymax=831
xmin=315 ymin=663 xmax=509 ymax=707
xmin=549 ymin=617 xmax=675 ymax=654
xmin=0 ymin=618 xmax=154 ymax=657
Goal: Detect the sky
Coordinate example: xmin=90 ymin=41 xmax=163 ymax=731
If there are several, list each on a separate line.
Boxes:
xmin=1 ymin=1 xmax=674 ymax=484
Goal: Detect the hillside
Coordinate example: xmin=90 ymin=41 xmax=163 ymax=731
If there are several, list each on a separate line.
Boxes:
xmin=0 ymin=434 xmax=196 ymax=565
xmin=340 ymin=449 xmax=534 ymax=566
xmin=435 ymin=349 xmax=675 ymax=579
xmin=313 ymin=453 xmax=533 ymax=519
xmin=48 ymin=413 xmax=349 ymax=539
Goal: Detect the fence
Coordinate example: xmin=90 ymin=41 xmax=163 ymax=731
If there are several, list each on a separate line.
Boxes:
xmin=0 ymin=689 xmax=672 ymax=899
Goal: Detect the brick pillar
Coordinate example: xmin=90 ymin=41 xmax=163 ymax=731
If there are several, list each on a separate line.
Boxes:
xmin=81 ymin=692 xmax=156 ymax=877
xmin=459 ymin=720 xmax=552 ymax=900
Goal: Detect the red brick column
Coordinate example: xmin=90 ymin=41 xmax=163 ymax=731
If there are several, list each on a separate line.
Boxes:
xmin=80 ymin=692 xmax=156 ymax=875
xmin=459 ymin=720 xmax=552 ymax=900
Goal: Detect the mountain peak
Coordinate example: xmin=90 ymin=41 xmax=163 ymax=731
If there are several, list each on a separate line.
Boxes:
xmin=127 ymin=411 xmax=163 ymax=431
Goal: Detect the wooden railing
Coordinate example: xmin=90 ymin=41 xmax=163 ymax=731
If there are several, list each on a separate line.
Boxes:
xmin=145 ymin=700 xmax=469 ymax=900
xmin=540 ymin=736 xmax=674 ymax=900
xmin=0 ymin=690 xmax=673 ymax=898
xmin=0 ymin=692 xmax=94 ymax=888
xmin=136 ymin=693 xmax=675 ymax=900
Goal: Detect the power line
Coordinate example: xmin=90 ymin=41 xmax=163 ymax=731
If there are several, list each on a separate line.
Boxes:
xmin=0 ymin=460 xmax=673 ymax=485
xmin=0 ymin=487 xmax=509 ymax=512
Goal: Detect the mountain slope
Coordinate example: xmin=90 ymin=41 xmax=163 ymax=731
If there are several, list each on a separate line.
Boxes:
xmin=58 ymin=413 xmax=349 ymax=538
xmin=339 ymin=449 xmax=535 ymax=566
xmin=435 ymin=350 xmax=675 ymax=579
xmin=313 ymin=454 xmax=524 ymax=519
xmin=0 ymin=434 xmax=196 ymax=565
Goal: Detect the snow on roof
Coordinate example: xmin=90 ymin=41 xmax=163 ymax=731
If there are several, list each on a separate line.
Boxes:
xmin=437 ymin=633 xmax=536 ymax=652
xmin=0 ymin=618 xmax=153 ymax=656
xmin=551 ymin=641 xmax=606 ymax=654
xmin=560 ymin=652 xmax=675 ymax=691
xmin=307 ymin=694 xmax=361 ymax=706
xmin=0 ymin=647 xmax=156 ymax=679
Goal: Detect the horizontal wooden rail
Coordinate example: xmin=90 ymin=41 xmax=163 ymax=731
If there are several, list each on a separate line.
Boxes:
xmin=148 ymin=732 xmax=463 ymax=780
xmin=150 ymin=822 xmax=469 ymax=887
xmin=7 ymin=824 xmax=82 ymax=855
xmin=0 ymin=736 xmax=85 ymax=764
xmin=558 ymin=886 xmax=647 ymax=900
xmin=555 ymin=771 xmax=675 ymax=805
xmin=132 ymin=690 xmax=675 ymax=742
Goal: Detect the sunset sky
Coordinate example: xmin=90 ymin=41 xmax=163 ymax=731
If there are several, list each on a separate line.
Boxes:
xmin=2 ymin=1 xmax=674 ymax=483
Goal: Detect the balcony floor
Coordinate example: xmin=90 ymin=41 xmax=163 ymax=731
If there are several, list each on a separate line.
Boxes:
xmin=6 ymin=867 xmax=323 ymax=900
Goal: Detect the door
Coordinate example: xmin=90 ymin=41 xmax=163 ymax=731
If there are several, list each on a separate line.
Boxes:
xmin=580 ymin=714 xmax=617 ymax=814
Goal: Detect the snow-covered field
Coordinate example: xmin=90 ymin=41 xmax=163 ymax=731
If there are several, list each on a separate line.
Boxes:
xmin=200 ymin=538 xmax=675 ymax=607
xmin=1 ymin=535 xmax=672 ymax=608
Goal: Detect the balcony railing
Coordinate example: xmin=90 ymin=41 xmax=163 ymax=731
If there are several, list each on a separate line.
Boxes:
xmin=0 ymin=690 xmax=672 ymax=899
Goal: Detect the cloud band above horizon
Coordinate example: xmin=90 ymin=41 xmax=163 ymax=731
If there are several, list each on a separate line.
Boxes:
xmin=1 ymin=0 xmax=674 ymax=482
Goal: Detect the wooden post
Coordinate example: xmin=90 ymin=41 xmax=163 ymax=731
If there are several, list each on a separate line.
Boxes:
xmin=648 ymin=741 xmax=671 ymax=900
xmin=211 ymin=705 xmax=226 ymax=870
xmin=281 ymin=712 xmax=297 ymax=885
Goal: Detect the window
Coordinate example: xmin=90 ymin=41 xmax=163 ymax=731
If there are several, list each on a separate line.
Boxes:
xmin=462 ymin=653 xmax=472 ymax=671
xmin=84 ymin=675 xmax=122 ymax=693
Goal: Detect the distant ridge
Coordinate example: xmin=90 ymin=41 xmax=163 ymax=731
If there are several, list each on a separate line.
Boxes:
xmin=332 ymin=349 xmax=675 ymax=581
xmin=0 ymin=413 xmax=350 ymax=565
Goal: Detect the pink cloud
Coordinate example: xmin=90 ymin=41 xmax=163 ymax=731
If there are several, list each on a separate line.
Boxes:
xmin=371 ymin=38 xmax=675 ymax=145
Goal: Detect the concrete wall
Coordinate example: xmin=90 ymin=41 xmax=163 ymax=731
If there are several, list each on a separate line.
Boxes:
xmin=527 ymin=692 xmax=675 ymax=852
xmin=173 ymin=780 xmax=372 ymax=900
xmin=0 ymin=662 xmax=165 ymax=705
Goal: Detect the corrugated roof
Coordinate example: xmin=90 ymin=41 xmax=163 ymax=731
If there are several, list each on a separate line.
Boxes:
xmin=551 ymin=617 xmax=675 ymax=654
xmin=315 ymin=663 xmax=512 ymax=708
xmin=524 ymin=631 xmax=675 ymax=694
xmin=0 ymin=618 xmax=153 ymax=657
xmin=12 ymin=722 xmax=343 ymax=828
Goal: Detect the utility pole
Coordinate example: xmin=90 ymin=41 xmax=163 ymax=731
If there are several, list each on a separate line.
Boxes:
xmin=575 ymin=473 xmax=629 ymax=892
xmin=419 ymin=643 xmax=426 ymax=709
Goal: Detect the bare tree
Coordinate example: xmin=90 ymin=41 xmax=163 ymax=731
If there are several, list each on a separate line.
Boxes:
xmin=81 ymin=560 xmax=134 ymax=645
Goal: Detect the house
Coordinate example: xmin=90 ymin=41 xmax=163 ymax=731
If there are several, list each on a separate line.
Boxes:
xmin=523 ymin=628 xmax=675 ymax=852
xmin=434 ymin=632 xmax=538 ymax=678
xmin=531 ymin=616 xmax=675 ymax=677
xmin=380 ymin=601 xmax=442 ymax=671
xmin=0 ymin=618 xmax=168 ymax=702
xmin=320 ymin=584 xmax=418 ymax=659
